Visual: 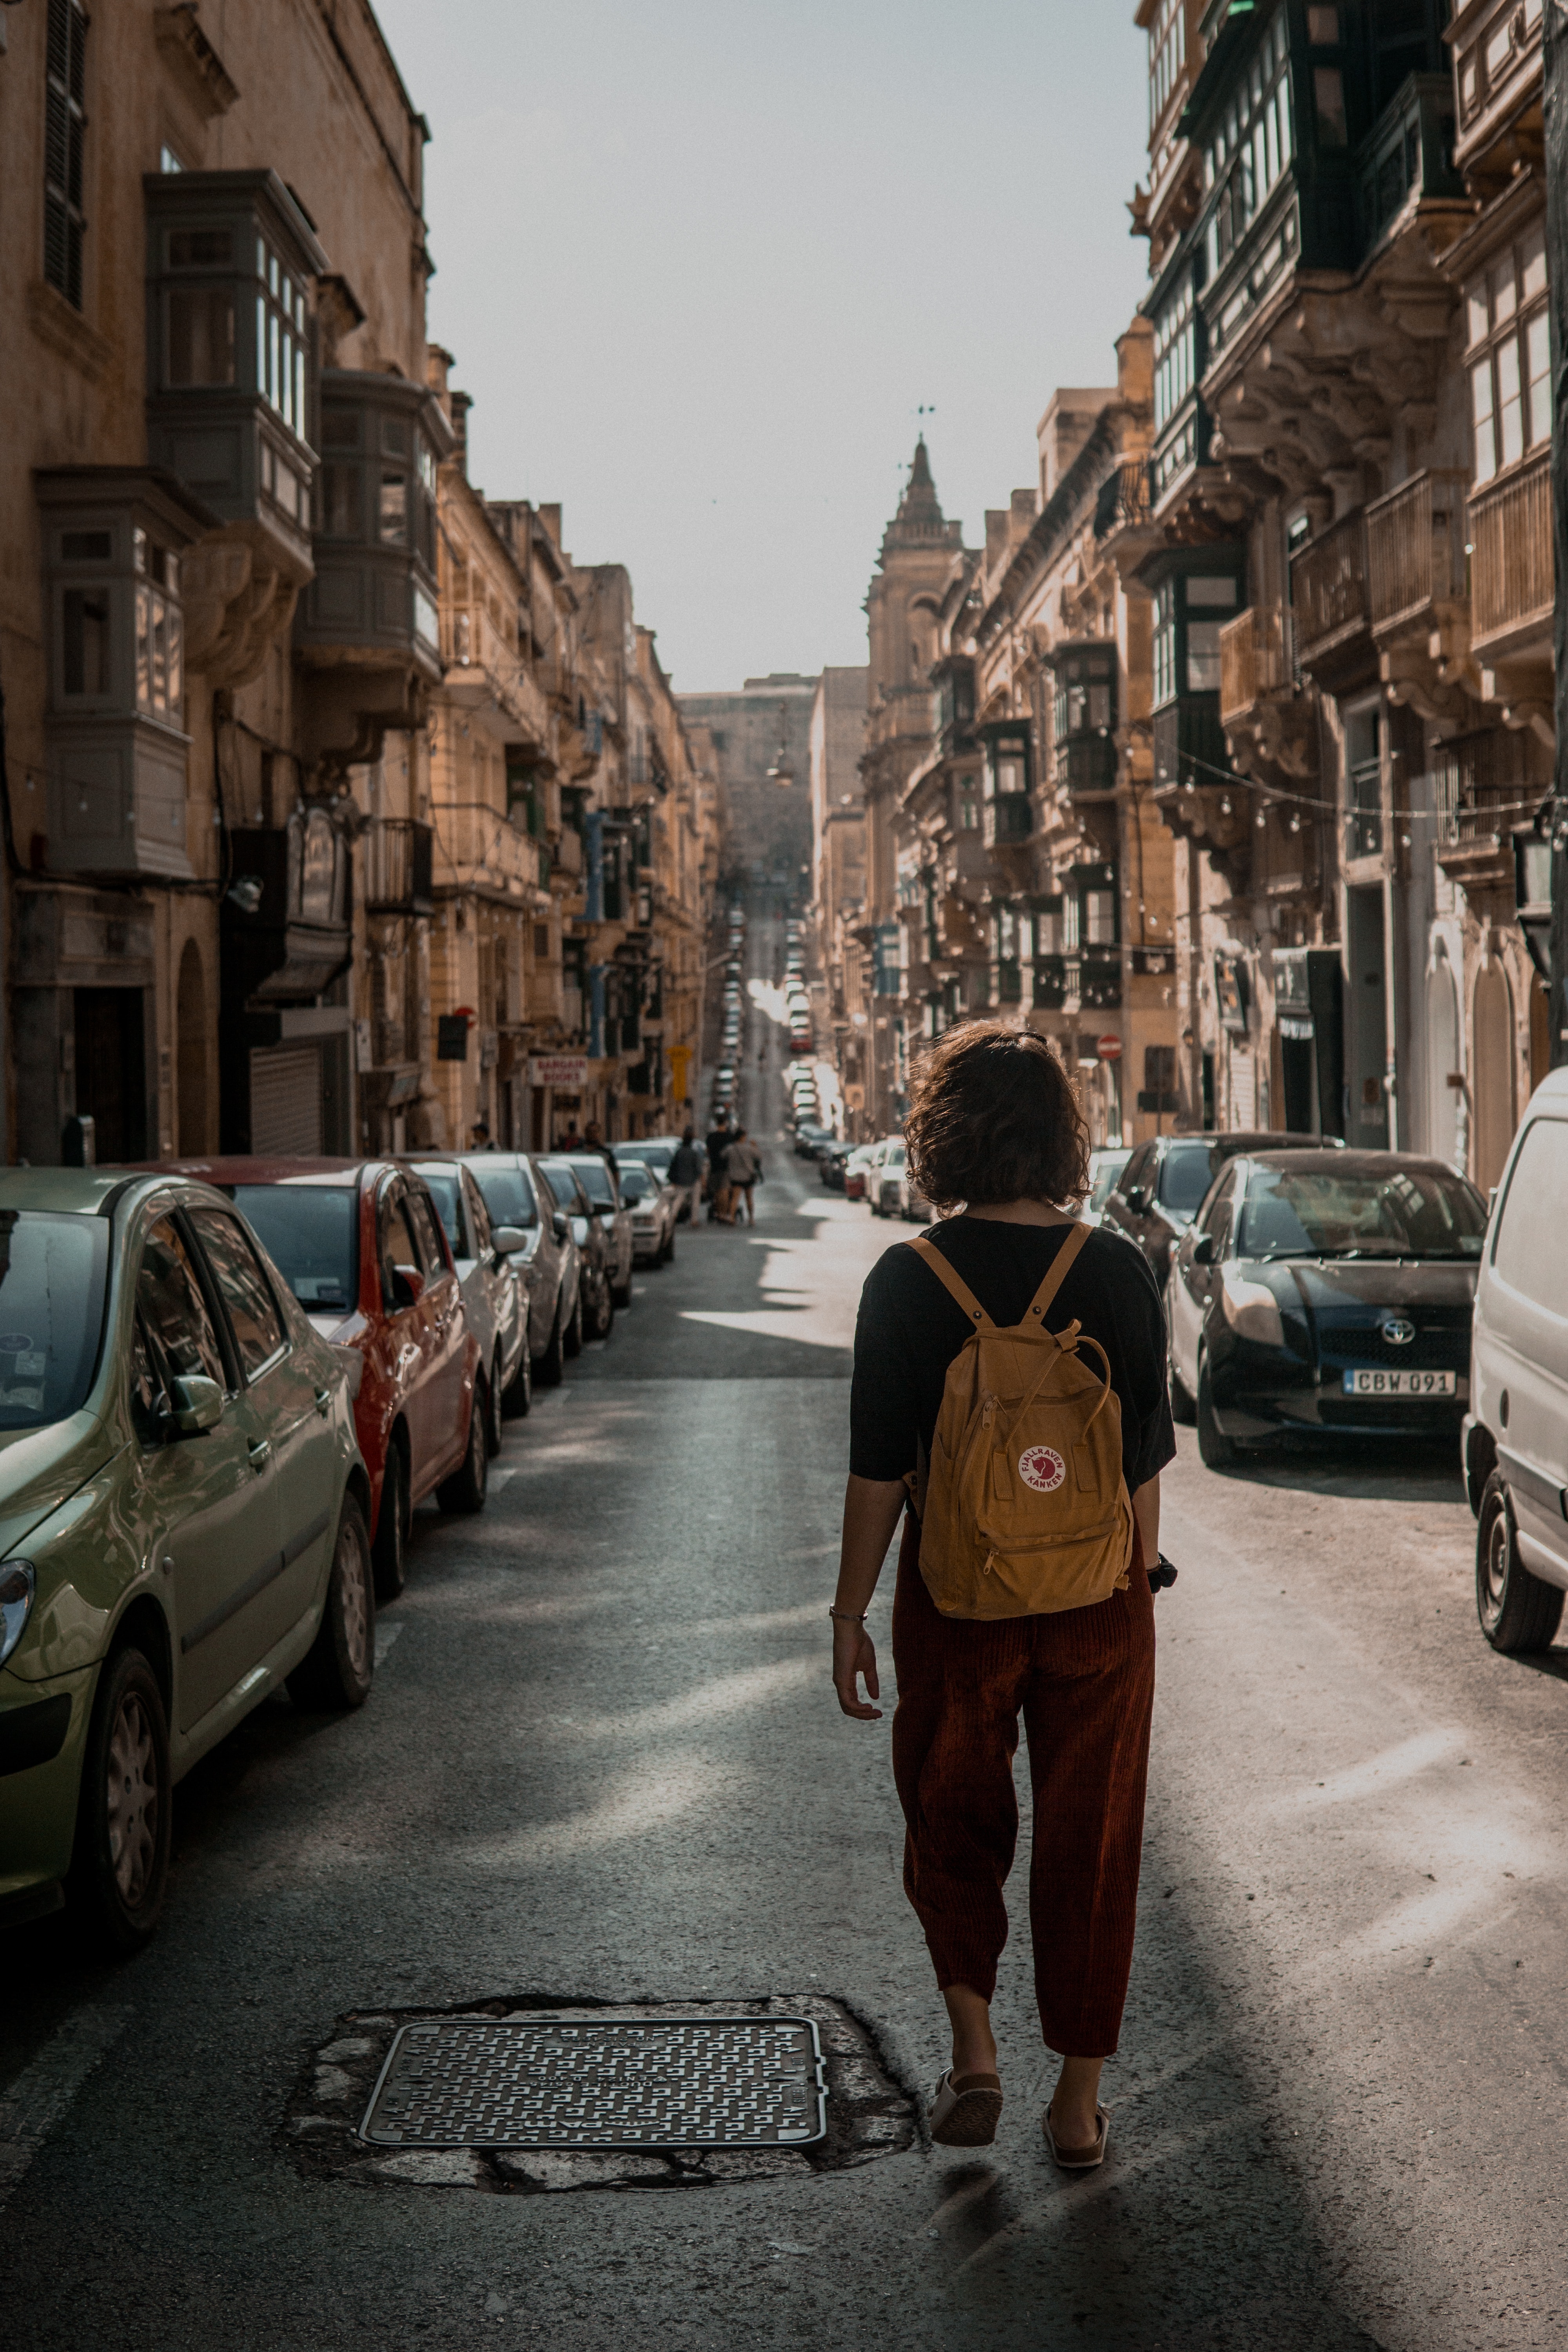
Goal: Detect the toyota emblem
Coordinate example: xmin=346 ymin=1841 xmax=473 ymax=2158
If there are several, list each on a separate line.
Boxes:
xmin=1381 ymin=1316 xmax=1416 ymax=1347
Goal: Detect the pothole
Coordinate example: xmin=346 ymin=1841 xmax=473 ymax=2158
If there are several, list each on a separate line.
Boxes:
xmin=285 ymin=1994 xmax=918 ymax=2193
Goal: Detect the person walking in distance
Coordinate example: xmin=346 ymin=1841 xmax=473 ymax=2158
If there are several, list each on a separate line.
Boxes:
xmin=829 ymin=1022 xmax=1174 ymax=2168
xmin=668 ymin=1126 xmax=704 ymax=1227
xmin=724 ymin=1127 xmax=763 ymax=1227
xmin=704 ymin=1111 xmax=733 ymax=1225
xmin=583 ymin=1120 xmax=617 ymax=1168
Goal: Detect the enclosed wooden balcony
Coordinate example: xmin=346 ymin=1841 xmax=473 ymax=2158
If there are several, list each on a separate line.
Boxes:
xmin=1290 ymin=512 xmax=1369 ymax=679
xmin=1469 ymin=447 xmax=1555 ymax=661
xmin=1434 ymin=726 xmax=1535 ymax=891
xmin=1451 ymin=0 xmax=1544 ymax=183
xmin=1365 ymin=471 xmax=1468 ymax=640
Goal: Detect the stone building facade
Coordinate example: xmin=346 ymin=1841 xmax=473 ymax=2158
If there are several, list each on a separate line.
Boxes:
xmin=0 ymin=0 xmax=722 ymax=1169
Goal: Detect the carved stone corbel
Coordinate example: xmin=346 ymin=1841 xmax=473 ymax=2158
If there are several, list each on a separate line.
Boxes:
xmin=184 ymin=521 xmax=312 ymax=690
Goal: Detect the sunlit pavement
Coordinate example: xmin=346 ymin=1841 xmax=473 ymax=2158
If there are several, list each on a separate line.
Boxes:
xmin=6 ymin=922 xmax=1568 ymax=2347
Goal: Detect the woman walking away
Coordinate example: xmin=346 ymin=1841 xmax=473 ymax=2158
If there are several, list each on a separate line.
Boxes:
xmin=830 ymin=1021 xmax=1173 ymax=2168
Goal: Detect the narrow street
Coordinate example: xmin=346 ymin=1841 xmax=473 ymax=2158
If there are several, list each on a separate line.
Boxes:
xmin=3 ymin=909 xmax=1565 ymax=2352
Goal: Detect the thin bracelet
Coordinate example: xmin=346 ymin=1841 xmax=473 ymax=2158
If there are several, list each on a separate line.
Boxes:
xmin=828 ymin=1606 xmax=867 ymax=1624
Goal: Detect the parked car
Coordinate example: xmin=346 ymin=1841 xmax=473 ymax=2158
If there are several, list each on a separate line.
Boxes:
xmin=0 ymin=1168 xmax=373 ymax=1951
xmin=795 ymin=1122 xmax=833 ymax=1160
xmin=1103 ymin=1131 xmax=1332 ymax=1289
xmin=877 ymin=1141 xmax=911 ymax=1217
xmin=843 ymin=1144 xmax=876 ymax=1202
xmin=1084 ymin=1147 xmax=1132 ymax=1228
xmin=617 ymin=1159 xmax=678 ymax=1265
xmin=819 ymin=1145 xmax=851 ymax=1191
xmin=1165 ymin=1149 xmax=1486 ymax=1469
xmin=891 ymin=1149 xmax=933 ymax=1224
xmin=404 ymin=1157 xmax=530 ymax=1438
xmin=181 ymin=1159 xmax=487 ymax=1600
xmin=1463 ymin=1067 xmax=1568 ymax=1654
xmin=457 ymin=1152 xmax=583 ymax=1390
xmin=865 ymin=1136 xmax=901 ymax=1213
xmin=537 ymin=1159 xmax=615 ymax=1340
xmin=565 ymin=1153 xmax=635 ymax=1309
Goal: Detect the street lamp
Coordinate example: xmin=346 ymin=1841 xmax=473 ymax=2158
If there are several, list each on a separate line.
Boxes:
xmin=765 ymin=701 xmax=795 ymax=787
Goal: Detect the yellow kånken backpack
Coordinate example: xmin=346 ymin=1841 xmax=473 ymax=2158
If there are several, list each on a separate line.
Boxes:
xmin=907 ymin=1224 xmax=1134 ymax=1621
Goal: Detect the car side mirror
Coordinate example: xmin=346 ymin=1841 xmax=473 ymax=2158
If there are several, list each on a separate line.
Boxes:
xmin=389 ymin=1263 xmax=425 ymax=1311
xmin=1191 ymin=1232 xmax=1215 ymax=1267
xmin=167 ymin=1374 xmax=223 ymax=1437
xmin=490 ymin=1225 xmax=525 ymax=1256
xmin=552 ymin=1211 xmax=569 ymax=1244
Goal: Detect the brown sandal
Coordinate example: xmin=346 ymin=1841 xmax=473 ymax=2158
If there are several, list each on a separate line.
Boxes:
xmin=929 ymin=2070 xmax=1004 ymax=2147
xmin=1043 ymin=2102 xmax=1109 ymax=2170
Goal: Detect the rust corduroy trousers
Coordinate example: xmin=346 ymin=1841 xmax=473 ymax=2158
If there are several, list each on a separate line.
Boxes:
xmin=890 ymin=1508 xmax=1156 ymax=2058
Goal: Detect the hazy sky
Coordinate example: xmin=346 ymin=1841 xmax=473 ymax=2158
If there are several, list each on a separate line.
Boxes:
xmin=372 ymin=2 xmax=1151 ymax=692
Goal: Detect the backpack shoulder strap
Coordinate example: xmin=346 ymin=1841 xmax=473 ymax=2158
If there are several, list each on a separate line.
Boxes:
xmin=1022 ymin=1221 xmax=1092 ymax=1329
xmin=907 ymin=1235 xmax=992 ymax=1329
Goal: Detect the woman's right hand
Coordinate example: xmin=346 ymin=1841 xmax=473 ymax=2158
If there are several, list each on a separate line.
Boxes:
xmin=832 ymin=1620 xmax=882 ymax=1721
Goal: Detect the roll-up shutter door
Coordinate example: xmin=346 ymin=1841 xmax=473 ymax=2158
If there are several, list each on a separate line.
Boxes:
xmin=249 ymin=1045 xmax=323 ymax=1156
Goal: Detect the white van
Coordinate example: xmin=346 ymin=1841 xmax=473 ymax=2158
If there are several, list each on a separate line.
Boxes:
xmin=1465 ymin=1064 xmax=1568 ymax=1653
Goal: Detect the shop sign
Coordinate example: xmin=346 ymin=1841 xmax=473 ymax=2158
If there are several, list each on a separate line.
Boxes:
xmin=528 ymin=1055 xmax=589 ymax=1088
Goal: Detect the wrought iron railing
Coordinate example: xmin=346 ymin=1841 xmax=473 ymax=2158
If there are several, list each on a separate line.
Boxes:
xmin=1365 ymin=470 xmax=1468 ymax=635
xmin=1291 ymin=510 xmax=1368 ymax=664
xmin=1469 ymin=448 xmax=1554 ymax=650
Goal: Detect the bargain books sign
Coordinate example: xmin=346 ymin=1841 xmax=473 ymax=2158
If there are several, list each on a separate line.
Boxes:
xmin=528 ymin=1056 xmax=589 ymax=1088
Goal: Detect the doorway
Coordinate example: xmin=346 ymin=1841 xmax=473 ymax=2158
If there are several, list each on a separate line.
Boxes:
xmin=1424 ymin=949 xmax=1461 ymax=1167
xmin=1472 ymin=963 xmax=1515 ymax=1191
xmin=74 ymin=989 xmax=147 ymax=1162
xmin=176 ymin=940 xmax=208 ymax=1156
xmin=1345 ymin=887 xmax=1388 ymax=1143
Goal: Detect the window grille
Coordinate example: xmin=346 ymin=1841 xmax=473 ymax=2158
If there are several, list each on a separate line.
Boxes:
xmin=44 ymin=0 xmax=87 ymax=309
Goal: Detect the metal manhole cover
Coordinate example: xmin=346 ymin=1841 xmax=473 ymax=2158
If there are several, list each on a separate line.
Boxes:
xmin=359 ymin=2016 xmax=828 ymax=2150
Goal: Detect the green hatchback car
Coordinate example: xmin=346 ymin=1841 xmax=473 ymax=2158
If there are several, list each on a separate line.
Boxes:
xmin=0 ymin=1170 xmax=373 ymax=1952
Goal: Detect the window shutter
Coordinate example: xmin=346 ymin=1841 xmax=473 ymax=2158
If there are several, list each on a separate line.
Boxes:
xmin=44 ymin=0 xmax=86 ymax=309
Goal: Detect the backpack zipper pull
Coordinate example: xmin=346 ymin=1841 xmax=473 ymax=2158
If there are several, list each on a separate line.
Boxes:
xmin=982 ymin=1393 xmax=997 ymax=1431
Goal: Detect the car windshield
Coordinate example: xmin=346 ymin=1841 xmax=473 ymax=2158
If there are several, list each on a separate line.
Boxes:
xmin=468 ymin=1164 xmax=538 ymax=1230
xmin=887 ymin=1145 xmax=906 ymax=1169
xmin=618 ymin=1165 xmax=654 ymax=1203
xmin=1158 ymin=1145 xmax=1228 ymax=1214
xmin=569 ymin=1157 xmax=617 ymax=1209
xmin=0 ymin=1211 xmax=109 ymax=1430
xmin=1238 ymin=1167 xmax=1487 ymax=1259
xmin=538 ymin=1162 xmax=582 ymax=1211
xmin=1089 ymin=1152 xmax=1131 ymax=1212
xmin=417 ymin=1171 xmax=465 ymax=1257
xmin=230 ymin=1185 xmax=358 ymax=1311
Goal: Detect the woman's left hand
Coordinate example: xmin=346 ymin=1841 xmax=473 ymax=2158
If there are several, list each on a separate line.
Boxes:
xmin=832 ymin=1620 xmax=882 ymax=1721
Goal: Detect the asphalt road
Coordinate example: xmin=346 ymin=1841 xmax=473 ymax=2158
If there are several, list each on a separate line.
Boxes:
xmin=6 ymin=913 xmax=1567 ymax=2350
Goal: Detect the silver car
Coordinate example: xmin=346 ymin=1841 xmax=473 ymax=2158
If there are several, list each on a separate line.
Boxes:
xmin=458 ymin=1152 xmax=583 ymax=1388
xmin=407 ymin=1158 xmax=531 ymax=1441
xmin=565 ymin=1153 xmax=635 ymax=1309
xmin=616 ymin=1157 xmax=678 ymax=1266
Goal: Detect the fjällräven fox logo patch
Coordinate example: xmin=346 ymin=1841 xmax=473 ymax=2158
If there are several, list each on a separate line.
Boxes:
xmin=1018 ymin=1445 xmax=1066 ymax=1494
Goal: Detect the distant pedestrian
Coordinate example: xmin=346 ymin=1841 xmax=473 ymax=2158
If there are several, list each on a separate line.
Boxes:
xmin=668 ymin=1125 xmax=703 ymax=1226
xmin=724 ymin=1127 xmax=763 ymax=1226
xmin=469 ymin=1118 xmax=494 ymax=1151
xmin=830 ymin=1020 xmax=1174 ymax=2171
xmin=557 ymin=1120 xmax=584 ymax=1152
xmin=583 ymin=1120 xmax=617 ymax=1167
xmin=704 ymin=1113 xmax=733 ymax=1223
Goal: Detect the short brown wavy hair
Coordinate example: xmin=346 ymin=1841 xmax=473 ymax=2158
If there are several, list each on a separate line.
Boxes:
xmin=905 ymin=1020 xmax=1091 ymax=1212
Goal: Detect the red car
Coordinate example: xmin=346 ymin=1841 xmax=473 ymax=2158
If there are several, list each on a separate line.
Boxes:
xmin=143 ymin=1159 xmax=486 ymax=1598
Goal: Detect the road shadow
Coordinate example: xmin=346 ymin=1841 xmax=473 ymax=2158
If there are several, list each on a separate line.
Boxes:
xmin=1201 ymin=1433 xmax=1463 ymax=1507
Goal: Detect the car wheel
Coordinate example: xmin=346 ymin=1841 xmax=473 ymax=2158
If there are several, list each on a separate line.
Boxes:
xmin=590 ymin=1278 xmax=615 ymax=1341
xmin=501 ymin=1338 xmax=532 ymax=1418
xmin=563 ymin=1287 xmax=585 ymax=1359
xmin=288 ymin=1495 xmax=376 ymax=1711
xmin=1476 ymin=1470 xmax=1564 ymax=1653
xmin=662 ymin=1230 xmax=676 ymax=1266
xmin=371 ymin=1444 xmax=408 ymax=1601
xmin=1168 ymin=1330 xmax=1197 ymax=1426
xmin=437 ymin=1383 xmax=489 ymax=1514
xmin=484 ymin=1355 xmax=505 ymax=1455
xmin=1196 ymin=1352 xmax=1238 ymax=1470
xmin=535 ymin=1293 xmax=566 ymax=1389
xmin=68 ymin=1646 xmax=171 ymax=1954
